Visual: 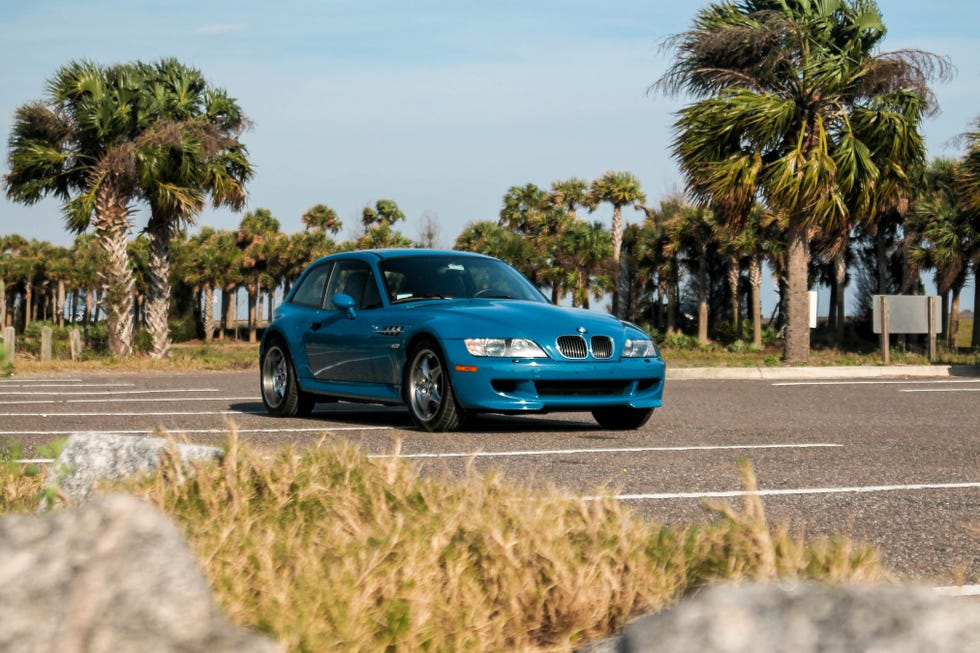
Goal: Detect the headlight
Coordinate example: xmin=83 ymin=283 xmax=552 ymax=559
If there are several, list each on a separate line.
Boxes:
xmin=623 ymin=338 xmax=659 ymax=358
xmin=464 ymin=338 xmax=547 ymax=358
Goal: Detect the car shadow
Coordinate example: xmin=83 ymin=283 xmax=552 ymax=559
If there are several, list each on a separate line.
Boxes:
xmin=230 ymin=401 xmax=604 ymax=433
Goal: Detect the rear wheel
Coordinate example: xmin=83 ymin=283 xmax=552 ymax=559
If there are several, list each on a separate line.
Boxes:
xmin=260 ymin=339 xmax=314 ymax=417
xmin=405 ymin=339 xmax=465 ymax=432
xmin=592 ymin=407 xmax=653 ymax=430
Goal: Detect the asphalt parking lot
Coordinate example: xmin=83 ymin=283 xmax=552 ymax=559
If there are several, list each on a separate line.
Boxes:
xmin=1 ymin=368 xmax=977 ymax=590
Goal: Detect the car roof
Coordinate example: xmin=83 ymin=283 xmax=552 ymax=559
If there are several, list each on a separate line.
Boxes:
xmin=314 ymin=249 xmax=495 ymax=264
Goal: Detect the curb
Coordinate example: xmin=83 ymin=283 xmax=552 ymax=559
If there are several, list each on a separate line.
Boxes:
xmin=666 ymin=364 xmax=980 ymax=381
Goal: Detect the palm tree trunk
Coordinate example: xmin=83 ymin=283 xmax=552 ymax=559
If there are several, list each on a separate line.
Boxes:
xmin=0 ymin=279 xmax=5 ymax=329
xmin=667 ymin=275 xmax=678 ymax=336
xmin=973 ymin=277 xmax=980 ymax=349
xmin=876 ymin=230 xmax=889 ymax=293
xmin=833 ymin=253 xmax=846 ymax=346
xmin=949 ymin=286 xmax=961 ymax=349
xmin=749 ymin=256 xmax=762 ymax=348
xmin=23 ymin=284 xmax=32 ymax=331
xmin=698 ymin=245 xmax=709 ymax=344
xmin=95 ymin=185 xmax=135 ymax=358
xmin=220 ymin=288 xmax=231 ymax=341
xmin=727 ymin=254 xmax=740 ymax=338
xmin=56 ymin=280 xmax=66 ymax=328
xmin=145 ymin=219 xmax=173 ymax=359
xmin=83 ymin=290 xmax=93 ymax=326
xmin=203 ymin=283 xmax=216 ymax=344
xmin=940 ymin=290 xmax=949 ymax=347
xmin=611 ymin=206 xmax=623 ymax=318
xmin=247 ymin=283 xmax=258 ymax=344
xmin=784 ymin=216 xmax=811 ymax=363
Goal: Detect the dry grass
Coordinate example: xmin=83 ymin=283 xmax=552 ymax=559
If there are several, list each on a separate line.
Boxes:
xmin=1 ymin=435 xmax=888 ymax=651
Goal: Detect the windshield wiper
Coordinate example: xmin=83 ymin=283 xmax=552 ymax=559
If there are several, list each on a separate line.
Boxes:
xmin=392 ymin=294 xmax=450 ymax=303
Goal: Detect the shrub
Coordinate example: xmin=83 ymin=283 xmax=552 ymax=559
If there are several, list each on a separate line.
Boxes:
xmin=125 ymin=437 xmax=887 ymax=652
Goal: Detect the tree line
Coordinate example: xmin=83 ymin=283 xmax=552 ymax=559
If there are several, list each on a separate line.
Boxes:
xmin=3 ymin=1 xmax=980 ymax=361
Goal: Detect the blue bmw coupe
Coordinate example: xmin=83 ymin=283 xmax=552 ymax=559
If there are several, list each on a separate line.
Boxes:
xmin=259 ymin=249 xmax=666 ymax=431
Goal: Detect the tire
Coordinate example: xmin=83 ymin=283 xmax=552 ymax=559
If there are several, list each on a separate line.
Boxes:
xmin=592 ymin=407 xmax=653 ymax=430
xmin=260 ymin=339 xmax=314 ymax=417
xmin=405 ymin=339 xmax=465 ymax=432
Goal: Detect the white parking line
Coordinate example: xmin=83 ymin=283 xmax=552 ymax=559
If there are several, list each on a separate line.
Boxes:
xmin=590 ymin=482 xmax=980 ymax=501
xmin=0 ymin=426 xmax=392 ymax=436
xmin=0 ymin=397 xmax=257 ymax=406
xmin=900 ymin=388 xmax=980 ymax=393
xmin=0 ymin=378 xmax=84 ymax=384
xmin=0 ymin=411 xmax=260 ymax=418
xmin=0 ymin=388 xmax=222 ymax=396
xmin=773 ymin=380 xmax=980 ymax=387
xmin=0 ymin=383 xmax=135 ymax=389
xmin=373 ymin=443 xmax=842 ymax=460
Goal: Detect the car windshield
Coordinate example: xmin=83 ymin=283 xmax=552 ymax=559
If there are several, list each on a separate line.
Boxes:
xmin=380 ymin=255 xmax=547 ymax=304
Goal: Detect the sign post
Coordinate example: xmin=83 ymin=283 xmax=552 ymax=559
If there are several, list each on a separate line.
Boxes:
xmin=872 ymin=295 xmax=942 ymax=365
xmin=879 ymin=296 xmax=890 ymax=365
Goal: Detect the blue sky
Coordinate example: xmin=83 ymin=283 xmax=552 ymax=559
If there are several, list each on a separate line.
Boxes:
xmin=1 ymin=1 xmax=977 ymax=311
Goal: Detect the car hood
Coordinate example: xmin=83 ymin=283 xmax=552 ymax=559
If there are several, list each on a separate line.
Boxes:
xmin=401 ymin=299 xmax=631 ymax=340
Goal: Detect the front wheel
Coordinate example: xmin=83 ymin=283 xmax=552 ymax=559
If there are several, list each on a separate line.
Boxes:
xmin=405 ymin=339 xmax=466 ymax=432
xmin=260 ymin=339 xmax=314 ymax=417
xmin=592 ymin=407 xmax=653 ymax=430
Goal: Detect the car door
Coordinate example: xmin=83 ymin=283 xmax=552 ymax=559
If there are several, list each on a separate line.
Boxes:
xmin=304 ymin=259 xmax=384 ymax=384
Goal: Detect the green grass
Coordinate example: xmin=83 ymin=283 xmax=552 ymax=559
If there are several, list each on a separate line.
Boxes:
xmin=1 ymin=435 xmax=888 ymax=652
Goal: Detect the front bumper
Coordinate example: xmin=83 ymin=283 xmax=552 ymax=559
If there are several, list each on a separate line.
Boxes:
xmin=443 ymin=341 xmax=665 ymax=413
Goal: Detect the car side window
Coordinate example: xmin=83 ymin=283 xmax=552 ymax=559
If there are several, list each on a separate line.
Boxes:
xmin=291 ymin=263 xmax=332 ymax=308
xmin=323 ymin=260 xmax=382 ymax=310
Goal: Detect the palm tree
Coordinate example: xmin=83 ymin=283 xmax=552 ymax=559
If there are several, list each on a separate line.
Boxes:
xmin=909 ymin=158 xmax=979 ymax=346
xmin=455 ymin=220 xmax=534 ymax=281
xmin=285 ymin=230 xmax=336 ymax=290
xmin=554 ymin=220 xmax=612 ymax=309
xmin=0 ymin=235 xmax=28 ymax=328
xmin=587 ymin=171 xmax=646 ymax=318
xmin=658 ymin=0 xmax=949 ymax=363
xmin=4 ymin=60 xmax=146 ymax=356
xmin=211 ymin=230 xmax=244 ymax=341
xmin=959 ymin=120 xmax=980 ymax=347
xmin=135 ymin=59 xmax=253 ymax=359
xmin=69 ymin=233 xmax=106 ymax=329
xmin=46 ymin=245 xmax=74 ymax=327
xmin=237 ymin=209 xmax=284 ymax=343
xmin=355 ymin=199 xmax=412 ymax=249
xmin=302 ymin=204 xmax=342 ymax=234
xmin=663 ymin=203 xmax=716 ymax=344
xmin=178 ymin=227 xmax=231 ymax=343
xmin=497 ymin=184 xmax=551 ymax=289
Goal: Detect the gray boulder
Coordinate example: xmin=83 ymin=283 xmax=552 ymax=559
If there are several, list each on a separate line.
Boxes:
xmin=47 ymin=432 xmax=223 ymax=504
xmin=0 ymin=493 xmax=280 ymax=653
xmin=613 ymin=582 xmax=980 ymax=653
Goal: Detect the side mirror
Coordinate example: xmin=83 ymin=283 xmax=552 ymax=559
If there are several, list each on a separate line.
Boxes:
xmin=332 ymin=293 xmax=357 ymax=319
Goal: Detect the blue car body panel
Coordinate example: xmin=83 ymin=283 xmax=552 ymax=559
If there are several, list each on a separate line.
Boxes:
xmin=261 ymin=249 xmax=666 ymax=415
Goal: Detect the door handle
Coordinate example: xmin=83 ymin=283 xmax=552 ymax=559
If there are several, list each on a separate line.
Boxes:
xmin=310 ymin=321 xmax=322 ymax=332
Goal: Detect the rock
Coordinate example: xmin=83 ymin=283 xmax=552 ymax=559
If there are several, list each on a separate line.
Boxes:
xmin=0 ymin=493 xmax=280 ymax=653
xmin=47 ymin=432 xmax=223 ymax=504
xmin=615 ymin=582 xmax=980 ymax=653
